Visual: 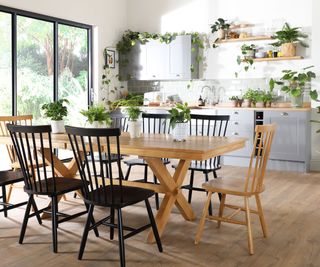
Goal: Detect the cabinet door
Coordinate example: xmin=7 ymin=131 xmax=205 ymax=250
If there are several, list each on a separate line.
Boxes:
xmin=264 ymin=111 xmax=308 ymax=161
xmin=145 ymin=40 xmax=169 ymax=80
xmin=169 ymin=35 xmax=191 ymax=79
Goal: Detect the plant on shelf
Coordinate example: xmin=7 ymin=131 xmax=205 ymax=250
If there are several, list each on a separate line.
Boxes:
xmin=229 ymin=96 xmax=243 ymax=107
xmin=210 ymin=18 xmax=231 ymax=42
xmin=80 ymin=104 xmax=112 ymax=128
xmin=269 ymin=66 xmax=318 ymax=108
xmin=242 ymin=89 xmax=256 ymax=107
xmin=41 ymin=99 xmax=69 ymax=133
xmin=271 ymin=22 xmax=308 ymax=57
xmin=125 ymin=105 xmax=142 ymax=138
xmin=168 ymin=103 xmax=191 ymax=141
xmin=253 ymin=90 xmax=266 ymax=108
xmin=235 ymin=44 xmax=256 ymax=76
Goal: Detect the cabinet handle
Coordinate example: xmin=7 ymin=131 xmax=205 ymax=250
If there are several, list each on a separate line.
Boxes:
xmin=233 ymin=121 xmax=239 ymax=125
xmin=234 ymin=111 xmax=239 ymax=115
xmin=281 ymin=112 xmax=289 ymax=116
xmin=176 ymin=74 xmax=180 ymax=77
xmin=152 ymin=75 xmax=156 ymax=78
xmin=232 ymin=132 xmax=239 ymax=136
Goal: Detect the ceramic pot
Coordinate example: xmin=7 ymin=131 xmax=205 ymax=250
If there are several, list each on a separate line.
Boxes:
xmin=128 ymin=120 xmax=141 ymax=138
xmin=87 ymin=121 xmax=109 ymax=128
xmin=243 ymin=50 xmax=255 ymax=59
xmin=217 ymin=29 xmax=225 ymax=39
xmin=242 ymin=99 xmax=251 ymax=108
xmin=172 ymin=122 xmax=189 ymax=142
xmin=291 ymin=95 xmax=303 ymax=108
xmin=255 ymin=102 xmax=265 ymax=108
xmin=231 ymin=100 xmax=238 ymax=107
xmin=281 ymin=43 xmax=296 ymax=57
xmin=51 ymin=120 xmax=65 ymax=133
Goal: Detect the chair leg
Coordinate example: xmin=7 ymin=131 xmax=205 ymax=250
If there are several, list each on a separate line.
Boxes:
xmin=79 ymin=204 xmax=94 ymax=260
xmin=145 ymin=199 xmax=163 ymax=252
xmin=117 ymin=208 xmax=126 ymax=267
xmin=244 ymin=197 xmax=254 ymax=255
xmin=188 ymin=170 xmax=194 ymax=203
xmin=195 ymin=191 xmax=213 ymax=245
xmin=2 ymin=185 xmax=7 ymax=217
xmin=84 ymin=201 xmax=99 ymax=237
xmin=124 ymin=165 xmax=132 ymax=181
xmin=19 ymin=195 xmax=33 ymax=244
xmin=110 ymin=207 xmax=115 ymax=240
xmin=30 ymin=196 xmax=42 ymax=225
xmin=6 ymin=184 xmax=13 ymax=203
xmin=52 ymin=195 xmax=58 ymax=253
xmin=213 ymin=170 xmax=218 ymax=178
xmin=204 ymin=172 xmax=213 ymax=216
xmin=217 ymin=194 xmax=226 ymax=228
xmin=255 ymin=194 xmax=267 ymax=238
xmin=153 ymin=175 xmax=160 ymax=210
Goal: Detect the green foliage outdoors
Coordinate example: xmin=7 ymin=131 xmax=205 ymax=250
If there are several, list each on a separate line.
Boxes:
xmin=271 ymin=22 xmax=309 ymax=47
xmin=80 ymin=104 xmax=112 ymax=125
xmin=41 ymin=99 xmax=69 ymax=121
xmin=125 ymin=106 xmax=142 ymax=121
xmin=269 ymin=66 xmax=317 ymax=99
xmin=168 ymin=103 xmax=191 ymax=129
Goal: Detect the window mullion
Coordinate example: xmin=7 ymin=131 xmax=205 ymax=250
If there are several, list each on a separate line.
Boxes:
xmin=53 ymin=22 xmax=58 ymax=101
xmin=12 ymin=12 xmax=17 ymax=116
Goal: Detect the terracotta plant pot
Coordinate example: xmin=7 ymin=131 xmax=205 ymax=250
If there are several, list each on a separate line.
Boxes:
xmin=255 ymin=102 xmax=265 ymax=108
xmin=281 ymin=43 xmax=296 ymax=57
xmin=231 ymin=100 xmax=238 ymax=107
xmin=242 ymin=99 xmax=251 ymax=108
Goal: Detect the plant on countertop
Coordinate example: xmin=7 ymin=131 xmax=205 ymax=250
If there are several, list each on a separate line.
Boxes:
xmin=110 ymin=93 xmax=144 ymax=111
xmin=229 ymin=96 xmax=243 ymax=107
xmin=168 ymin=103 xmax=191 ymax=129
xmin=243 ymin=89 xmax=256 ymax=102
xmin=269 ymin=66 xmax=318 ymax=103
xmin=80 ymin=104 xmax=112 ymax=126
xmin=125 ymin=106 xmax=142 ymax=121
xmin=41 ymin=99 xmax=69 ymax=121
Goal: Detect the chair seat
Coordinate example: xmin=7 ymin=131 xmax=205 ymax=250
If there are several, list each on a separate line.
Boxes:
xmin=125 ymin=158 xmax=170 ymax=167
xmin=24 ymin=177 xmax=83 ymax=196
xmin=86 ymin=185 xmax=154 ymax=208
xmin=202 ymin=177 xmax=265 ymax=196
xmin=0 ymin=170 xmax=24 ymax=186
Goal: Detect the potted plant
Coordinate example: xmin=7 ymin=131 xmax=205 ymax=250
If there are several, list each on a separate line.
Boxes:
xmin=264 ymin=92 xmax=275 ymax=108
xmin=41 ymin=99 xmax=69 ymax=133
xmin=210 ymin=18 xmax=230 ymax=40
xmin=240 ymin=44 xmax=256 ymax=59
xmin=242 ymin=89 xmax=255 ymax=107
xmin=254 ymin=91 xmax=266 ymax=108
xmin=269 ymin=66 xmax=318 ymax=108
xmin=125 ymin=105 xmax=142 ymax=138
xmin=80 ymin=104 xmax=112 ymax=128
xmin=229 ymin=96 xmax=238 ymax=107
xmin=271 ymin=22 xmax=308 ymax=57
xmin=168 ymin=103 xmax=191 ymax=142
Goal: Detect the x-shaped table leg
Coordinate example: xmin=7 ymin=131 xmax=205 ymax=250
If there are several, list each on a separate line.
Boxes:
xmin=144 ymin=157 xmax=195 ymax=243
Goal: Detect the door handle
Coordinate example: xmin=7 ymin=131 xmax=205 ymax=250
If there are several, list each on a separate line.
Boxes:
xmin=232 ymin=132 xmax=239 ymax=136
xmin=281 ymin=112 xmax=289 ymax=116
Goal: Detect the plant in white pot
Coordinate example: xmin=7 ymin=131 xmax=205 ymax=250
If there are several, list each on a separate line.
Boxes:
xmin=41 ymin=99 xmax=69 ymax=133
xmin=271 ymin=22 xmax=308 ymax=57
xmin=269 ymin=66 xmax=318 ymax=108
xmin=80 ymin=104 xmax=112 ymax=128
xmin=125 ymin=105 xmax=142 ymax=138
xmin=210 ymin=18 xmax=230 ymax=40
xmin=169 ymin=103 xmax=191 ymax=142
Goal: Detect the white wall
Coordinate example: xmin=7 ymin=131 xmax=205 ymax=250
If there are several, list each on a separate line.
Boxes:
xmin=0 ymin=0 xmax=128 ymax=100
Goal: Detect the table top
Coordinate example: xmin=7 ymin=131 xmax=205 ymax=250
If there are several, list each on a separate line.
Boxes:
xmin=0 ymin=132 xmax=246 ymax=161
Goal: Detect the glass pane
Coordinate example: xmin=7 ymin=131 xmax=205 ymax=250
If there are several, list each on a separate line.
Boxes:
xmin=17 ymin=16 xmax=54 ymax=124
xmin=58 ymin=24 xmax=89 ymax=126
xmin=0 ymin=12 xmax=12 ymax=116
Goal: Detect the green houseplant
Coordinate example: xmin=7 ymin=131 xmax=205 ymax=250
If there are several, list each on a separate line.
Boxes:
xmin=168 ymin=103 xmax=191 ymax=141
xmin=125 ymin=105 xmax=142 ymax=138
xmin=80 ymin=104 xmax=112 ymax=128
xmin=41 ymin=99 xmax=69 ymax=133
xmin=242 ymin=89 xmax=256 ymax=107
xmin=271 ymin=22 xmax=308 ymax=57
xmin=269 ymin=66 xmax=318 ymax=107
xmin=210 ymin=18 xmax=230 ymax=40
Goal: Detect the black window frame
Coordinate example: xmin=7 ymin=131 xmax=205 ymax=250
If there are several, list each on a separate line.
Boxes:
xmin=0 ymin=5 xmax=93 ymax=116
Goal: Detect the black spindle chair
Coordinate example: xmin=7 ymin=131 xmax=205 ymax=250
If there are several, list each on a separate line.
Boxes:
xmin=173 ymin=114 xmax=230 ymax=213
xmin=7 ymin=124 xmax=94 ymax=253
xmin=65 ymin=126 xmax=162 ymax=267
xmin=124 ymin=113 xmax=170 ymax=209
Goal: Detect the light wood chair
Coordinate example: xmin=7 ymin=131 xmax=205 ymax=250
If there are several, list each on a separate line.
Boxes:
xmin=0 ymin=115 xmax=33 ymax=201
xmin=194 ymin=123 xmax=277 ymax=255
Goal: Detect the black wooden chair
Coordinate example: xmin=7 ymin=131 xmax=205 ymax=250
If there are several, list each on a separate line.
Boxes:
xmin=0 ymin=170 xmax=29 ymax=218
xmin=7 ymin=124 xmax=95 ymax=253
xmin=65 ymin=126 xmax=162 ymax=267
xmin=173 ymin=114 xmax=230 ymax=213
xmin=124 ymin=113 xmax=170 ymax=209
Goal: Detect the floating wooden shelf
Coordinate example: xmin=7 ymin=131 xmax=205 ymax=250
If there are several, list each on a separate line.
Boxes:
xmin=252 ymin=56 xmax=304 ymax=62
xmin=217 ymin=35 xmax=273 ymax=43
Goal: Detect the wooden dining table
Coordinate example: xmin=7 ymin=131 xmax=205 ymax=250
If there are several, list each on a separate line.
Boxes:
xmin=0 ymin=132 xmax=246 ymax=243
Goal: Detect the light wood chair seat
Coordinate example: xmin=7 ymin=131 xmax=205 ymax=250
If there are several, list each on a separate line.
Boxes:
xmin=195 ymin=124 xmax=277 ymax=255
xmin=202 ymin=177 xmax=265 ymax=196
